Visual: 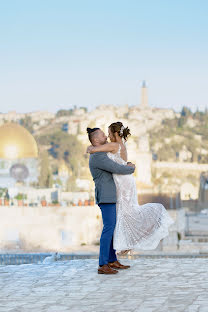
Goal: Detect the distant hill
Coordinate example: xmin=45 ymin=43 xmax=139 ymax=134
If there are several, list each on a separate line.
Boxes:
xmin=149 ymin=107 xmax=208 ymax=163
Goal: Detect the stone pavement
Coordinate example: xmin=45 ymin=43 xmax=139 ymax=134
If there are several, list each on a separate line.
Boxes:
xmin=0 ymin=258 xmax=208 ymax=312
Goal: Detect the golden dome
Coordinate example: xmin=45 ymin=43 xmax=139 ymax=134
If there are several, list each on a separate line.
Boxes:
xmin=0 ymin=123 xmax=38 ymax=159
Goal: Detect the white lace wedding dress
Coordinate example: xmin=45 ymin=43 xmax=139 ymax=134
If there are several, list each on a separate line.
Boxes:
xmin=107 ymin=144 xmax=174 ymax=251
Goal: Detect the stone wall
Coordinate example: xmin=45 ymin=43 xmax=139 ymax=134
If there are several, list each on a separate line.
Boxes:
xmin=0 ymin=205 xmax=102 ymax=252
xmin=0 ymin=205 xmax=186 ymax=253
xmin=162 ymin=208 xmax=186 ymax=252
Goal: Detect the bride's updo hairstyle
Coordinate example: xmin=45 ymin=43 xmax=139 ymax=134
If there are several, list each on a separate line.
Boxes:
xmin=109 ymin=122 xmax=131 ymax=141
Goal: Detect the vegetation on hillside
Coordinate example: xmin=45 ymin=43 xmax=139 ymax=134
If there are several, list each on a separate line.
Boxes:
xmin=38 ymin=151 xmax=53 ymax=188
xmin=149 ymin=106 xmax=208 ymax=163
xmin=36 ymin=130 xmax=88 ymax=189
xmin=56 ymin=106 xmax=87 ymax=117
xmin=19 ymin=116 xmax=34 ymax=133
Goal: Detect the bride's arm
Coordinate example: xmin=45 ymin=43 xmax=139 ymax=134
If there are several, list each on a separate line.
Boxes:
xmin=86 ymin=142 xmax=118 ymax=154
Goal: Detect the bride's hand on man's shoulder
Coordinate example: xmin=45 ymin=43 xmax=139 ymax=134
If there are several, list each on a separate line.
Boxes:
xmin=86 ymin=145 xmax=94 ymax=154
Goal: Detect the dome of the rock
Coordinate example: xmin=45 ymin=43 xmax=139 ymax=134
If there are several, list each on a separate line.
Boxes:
xmin=0 ymin=123 xmax=38 ymax=159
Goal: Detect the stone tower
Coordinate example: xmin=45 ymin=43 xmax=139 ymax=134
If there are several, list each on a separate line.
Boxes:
xmin=140 ymin=80 xmax=148 ymax=108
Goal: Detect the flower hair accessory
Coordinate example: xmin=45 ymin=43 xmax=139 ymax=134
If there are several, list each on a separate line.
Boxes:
xmin=119 ymin=125 xmax=125 ymax=136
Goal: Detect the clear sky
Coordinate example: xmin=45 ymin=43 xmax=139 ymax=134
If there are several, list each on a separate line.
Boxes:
xmin=0 ymin=0 xmax=207 ymax=113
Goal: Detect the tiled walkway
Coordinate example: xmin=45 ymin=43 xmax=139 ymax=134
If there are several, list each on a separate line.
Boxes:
xmin=0 ymin=258 xmax=208 ymax=312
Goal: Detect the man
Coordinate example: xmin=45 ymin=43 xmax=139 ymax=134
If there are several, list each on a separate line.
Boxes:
xmin=87 ymin=127 xmax=135 ymax=274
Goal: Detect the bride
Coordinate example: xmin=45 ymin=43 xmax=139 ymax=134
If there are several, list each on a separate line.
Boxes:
xmin=87 ymin=121 xmax=174 ymax=254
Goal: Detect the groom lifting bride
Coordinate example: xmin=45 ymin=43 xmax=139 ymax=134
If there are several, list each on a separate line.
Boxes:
xmin=86 ymin=122 xmax=173 ymax=275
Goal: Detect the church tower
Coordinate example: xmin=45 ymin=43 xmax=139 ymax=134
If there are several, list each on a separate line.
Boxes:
xmin=140 ymin=80 xmax=148 ymax=108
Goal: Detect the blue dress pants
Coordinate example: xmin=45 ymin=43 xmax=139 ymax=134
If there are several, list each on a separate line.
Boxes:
xmin=98 ymin=203 xmax=117 ymax=266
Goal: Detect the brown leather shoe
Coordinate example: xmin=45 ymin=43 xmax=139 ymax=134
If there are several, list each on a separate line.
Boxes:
xmin=98 ymin=264 xmax=118 ymax=274
xmin=108 ymin=260 xmax=130 ymax=270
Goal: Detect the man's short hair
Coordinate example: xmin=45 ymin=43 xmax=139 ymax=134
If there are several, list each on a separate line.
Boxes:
xmin=86 ymin=127 xmax=100 ymax=143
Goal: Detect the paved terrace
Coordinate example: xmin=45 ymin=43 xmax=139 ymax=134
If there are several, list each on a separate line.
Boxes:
xmin=0 ymin=258 xmax=208 ymax=312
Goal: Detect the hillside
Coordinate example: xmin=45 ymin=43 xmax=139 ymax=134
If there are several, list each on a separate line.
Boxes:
xmin=10 ymin=105 xmax=208 ymax=192
xmin=149 ymin=107 xmax=208 ymax=163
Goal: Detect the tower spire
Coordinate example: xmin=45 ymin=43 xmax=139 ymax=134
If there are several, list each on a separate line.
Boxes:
xmin=142 ymin=80 xmax=146 ymax=88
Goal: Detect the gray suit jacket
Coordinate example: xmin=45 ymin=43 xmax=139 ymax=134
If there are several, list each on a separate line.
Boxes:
xmin=89 ymin=152 xmax=135 ymax=205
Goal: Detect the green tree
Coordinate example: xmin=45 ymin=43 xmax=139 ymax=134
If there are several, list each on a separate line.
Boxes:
xmin=79 ymin=106 xmax=88 ymax=113
xmin=56 ymin=109 xmax=73 ymax=117
xmin=20 ymin=116 xmax=33 ymax=133
xmin=37 ymin=130 xmax=88 ymax=180
xmin=181 ymin=106 xmax=192 ymax=117
xmin=38 ymin=151 xmax=53 ymax=188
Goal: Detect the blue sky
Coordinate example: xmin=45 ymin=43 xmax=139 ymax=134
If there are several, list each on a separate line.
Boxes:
xmin=0 ymin=0 xmax=208 ymax=113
